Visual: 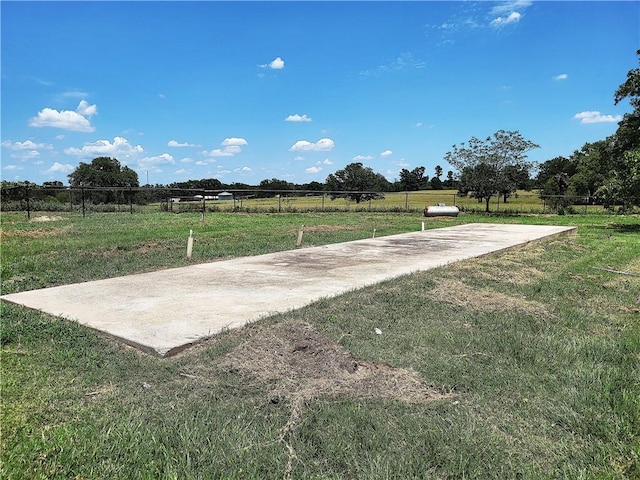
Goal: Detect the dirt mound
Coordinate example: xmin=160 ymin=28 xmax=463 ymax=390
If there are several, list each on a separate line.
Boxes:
xmin=219 ymin=320 xmax=447 ymax=405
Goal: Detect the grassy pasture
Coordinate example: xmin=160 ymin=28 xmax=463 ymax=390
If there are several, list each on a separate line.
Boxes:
xmin=171 ymin=190 xmax=609 ymax=215
xmin=1 ymin=211 xmax=639 ymax=479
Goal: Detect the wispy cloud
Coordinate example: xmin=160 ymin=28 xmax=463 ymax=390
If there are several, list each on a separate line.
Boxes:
xmin=306 ymin=166 xmax=322 ymax=174
xmin=168 ymin=140 xmax=201 ymax=148
xmin=573 ymin=111 xmax=622 ymax=124
xmin=353 ymin=154 xmax=374 ymax=161
xmin=490 ymin=11 xmax=521 ymax=27
xmin=553 ymin=73 xmax=568 ymax=81
xmin=360 ymin=52 xmax=425 ymax=77
xmin=380 ymin=149 xmax=393 ymax=157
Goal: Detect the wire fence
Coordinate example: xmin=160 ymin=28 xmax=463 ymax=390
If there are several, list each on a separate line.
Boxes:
xmin=0 ymin=185 xmax=611 ymax=219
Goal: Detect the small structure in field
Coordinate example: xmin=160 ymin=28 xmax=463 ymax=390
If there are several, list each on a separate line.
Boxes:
xmin=218 ymin=191 xmax=234 ymax=201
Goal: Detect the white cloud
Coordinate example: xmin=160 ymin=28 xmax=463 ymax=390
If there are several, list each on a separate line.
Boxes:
xmin=203 ymin=148 xmax=235 ymax=158
xmin=285 ymin=114 xmax=312 ymax=122
xmin=289 ymin=138 xmax=335 ymax=152
xmin=64 ymin=136 xmax=144 ymax=158
xmin=269 ymin=57 xmax=285 ymax=69
xmin=293 ymin=156 xmax=305 ymax=161
xmin=202 ymin=137 xmax=248 ymax=157
xmin=573 ymin=111 xmax=623 ymax=124
xmin=380 ymin=149 xmax=393 ymax=157
xmin=168 ymin=140 xmax=200 ymax=148
xmin=45 ymin=162 xmax=74 ymax=174
xmin=491 ymin=11 xmax=521 ymax=27
xmin=195 ymin=160 xmax=209 ymax=166
xmin=222 ymin=137 xmax=248 ymax=147
xmin=306 ymin=166 xmax=322 ymax=174
xmin=321 ymin=159 xmax=333 ymax=165
xmin=259 ymin=57 xmax=285 ymax=70
xmin=553 ymin=73 xmax=568 ymax=81
xmin=234 ymin=166 xmax=253 ymax=173
xmin=2 ymin=140 xmax=52 ymax=150
xmin=29 ymin=101 xmax=97 ymax=132
xmin=76 ymin=99 xmax=97 ymax=117
xmin=137 ymin=153 xmax=175 ymax=170
xmin=175 ymin=168 xmax=191 ymax=175
xmin=353 ymin=154 xmax=374 ymax=161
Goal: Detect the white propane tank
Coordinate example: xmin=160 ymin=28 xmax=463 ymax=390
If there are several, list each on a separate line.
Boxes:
xmin=423 ymin=205 xmax=460 ymax=217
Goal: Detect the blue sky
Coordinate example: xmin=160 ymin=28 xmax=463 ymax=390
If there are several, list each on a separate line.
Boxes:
xmin=1 ymin=1 xmax=638 ymax=186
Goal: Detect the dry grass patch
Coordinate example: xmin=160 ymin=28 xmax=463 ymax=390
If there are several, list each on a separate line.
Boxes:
xmin=219 ymin=320 xmax=447 ymax=405
xmin=430 ymin=277 xmax=552 ymax=317
xmin=2 ymin=224 xmax=73 ymax=239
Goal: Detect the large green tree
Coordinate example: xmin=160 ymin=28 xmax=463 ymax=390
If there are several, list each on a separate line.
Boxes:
xmin=399 ymin=166 xmax=428 ymax=191
xmin=68 ymin=157 xmax=139 ymax=188
xmin=68 ymin=157 xmax=139 ymax=204
xmin=325 ymin=162 xmax=389 ymax=203
xmin=444 ymin=130 xmax=539 ymax=212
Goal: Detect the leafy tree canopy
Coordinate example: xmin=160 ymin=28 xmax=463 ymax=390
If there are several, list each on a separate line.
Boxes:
xmin=399 ymin=166 xmax=428 ymax=191
xmin=325 ymin=162 xmax=389 ymax=203
xmin=68 ymin=157 xmax=139 ymax=188
xmin=444 ymin=130 xmax=539 ymax=212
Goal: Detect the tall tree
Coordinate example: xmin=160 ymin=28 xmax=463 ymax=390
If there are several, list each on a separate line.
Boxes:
xmin=434 ymin=165 xmax=443 ymax=179
xmin=444 ymin=130 xmax=539 ymax=212
xmin=68 ymin=157 xmax=139 ymax=188
xmin=325 ymin=162 xmax=389 ymax=203
xmin=399 ymin=166 xmax=428 ymax=191
xmin=68 ymin=157 xmax=139 ymax=203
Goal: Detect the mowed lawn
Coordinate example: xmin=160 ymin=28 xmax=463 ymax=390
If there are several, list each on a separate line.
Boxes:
xmin=1 ymin=211 xmax=639 ymax=479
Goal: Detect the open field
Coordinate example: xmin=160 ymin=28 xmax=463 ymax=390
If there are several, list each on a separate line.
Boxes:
xmin=1 ymin=211 xmax=639 ymax=478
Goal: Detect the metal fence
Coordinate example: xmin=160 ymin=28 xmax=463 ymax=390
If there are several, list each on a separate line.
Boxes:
xmin=0 ymin=185 xmax=610 ymax=219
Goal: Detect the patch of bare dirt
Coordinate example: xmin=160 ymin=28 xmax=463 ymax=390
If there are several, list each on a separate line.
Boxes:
xmin=219 ymin=320 xmax=447 ymax=405
xmin=429 ymin=277 xmax=552 ymax=317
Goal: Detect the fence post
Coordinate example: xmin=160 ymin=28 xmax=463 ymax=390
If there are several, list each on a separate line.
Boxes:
xmin=405 ymin=191 xmax=409 ymax=212
xmin=201 ymin=190 xmax=206 ymax=222
xmin=81 ymin=187 xmax=86 ymax=218
xmin=25 ymin=182 xmax=31 ymax=220
xmin=129 ymin=187 xmax=133 ymax=214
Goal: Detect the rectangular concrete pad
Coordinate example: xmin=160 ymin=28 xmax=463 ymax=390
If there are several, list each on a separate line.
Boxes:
xmin=1 ymin=223 xmax=575 ymax=356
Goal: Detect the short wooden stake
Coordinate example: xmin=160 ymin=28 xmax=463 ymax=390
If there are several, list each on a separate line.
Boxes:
xmin=187 ymin=229 xmax=193 ymax=259
xmin=372 ymin=228 xmax=376 ymax=238
xmin=296 ymin=225 xmax=305 ymax=247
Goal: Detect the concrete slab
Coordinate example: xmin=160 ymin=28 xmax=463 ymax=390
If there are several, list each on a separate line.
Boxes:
xmin=1 ymin=223 xmax=575 ymax=356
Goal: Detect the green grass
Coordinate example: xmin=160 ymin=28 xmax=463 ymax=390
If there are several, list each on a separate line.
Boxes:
xmin=1 ymin=211 xmax=639 ymax=478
